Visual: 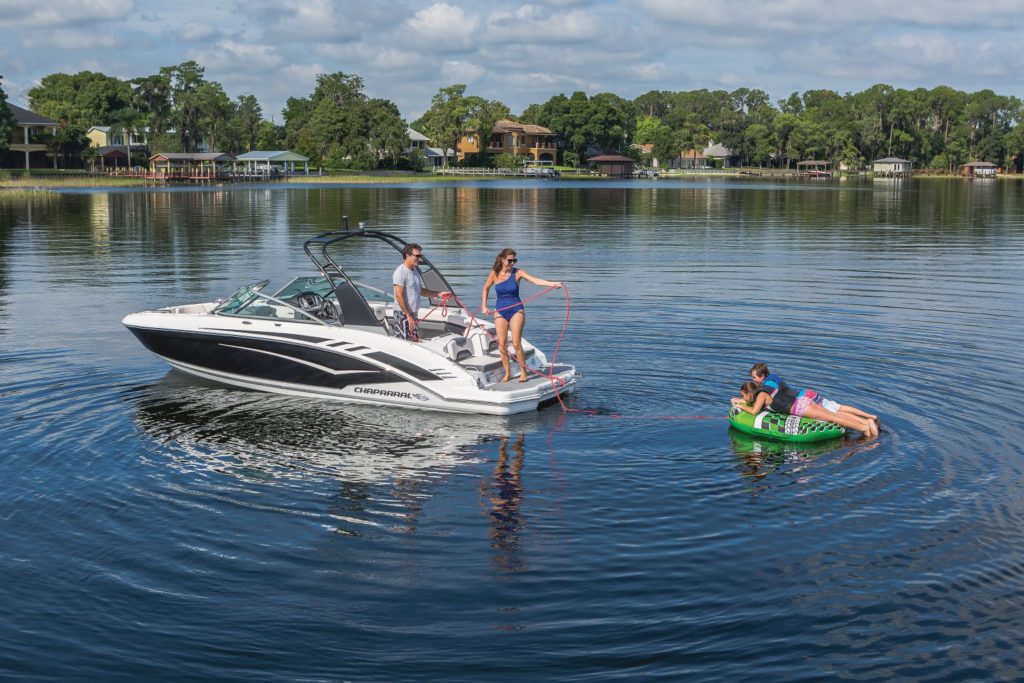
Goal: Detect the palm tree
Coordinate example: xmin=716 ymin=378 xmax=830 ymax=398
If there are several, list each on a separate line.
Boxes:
xmin=109 ymin=107 xmax=145 ymax=171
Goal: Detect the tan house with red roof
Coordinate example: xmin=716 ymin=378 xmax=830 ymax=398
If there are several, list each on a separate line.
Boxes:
xmin=457 ymin=119 xmax=557 ymax=162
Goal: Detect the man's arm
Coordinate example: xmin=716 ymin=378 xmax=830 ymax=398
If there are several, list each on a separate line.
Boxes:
xmin=393 ymin=284 xmax=415 ymax=321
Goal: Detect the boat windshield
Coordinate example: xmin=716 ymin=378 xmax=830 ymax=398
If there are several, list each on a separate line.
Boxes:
xmin=214 ymin=280 xmax=270 ymax=314
xmin=274 ymin=276 xmax=391 ymax=304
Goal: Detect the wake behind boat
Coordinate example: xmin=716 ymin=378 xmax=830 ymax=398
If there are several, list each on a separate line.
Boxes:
xmin=122 ymin=225 xmax=578 ymax=415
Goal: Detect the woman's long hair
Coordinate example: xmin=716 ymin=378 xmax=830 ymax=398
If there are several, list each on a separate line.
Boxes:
xmin=740 ymin=381 xmax=760 ymax=405
xmin=492 ymin=248 xmax=517 ymax=275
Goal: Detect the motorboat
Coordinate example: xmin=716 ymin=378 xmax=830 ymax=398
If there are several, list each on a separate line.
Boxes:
xmin=122 ymin=225 xmax=579 ymax=415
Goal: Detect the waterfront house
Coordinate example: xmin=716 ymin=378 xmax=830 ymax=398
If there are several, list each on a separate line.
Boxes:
xmin=631 ymin=143 xmax=661 ymax=168
xmin=235 ymin=150 xmax=309 ymax=176
xmin=87 ymin=125 xmax=149 ymax=151
xmin=703 ymin=141 xmax=735 ymax=168
xmin=458 ymin=120 xmax=557 ymax=162
xmin=670 ymin=141 xmax=736 ymax=170
xmin=149 ymin=152 xmax=233 ymax=179
xmin=3 ymin=103 xmax=59 ymax=169
xmin=405 ymin=128 xmax=455 ymax=168
xmin=872 ymin=157 xmax=912 ymax=177
xmin=962 ymin=161 xmax=997 ymax=178
xmin=674 ymin=148 xmax=711 ymax=170
xmin=588 ymin=154 xmax=635 ymax=178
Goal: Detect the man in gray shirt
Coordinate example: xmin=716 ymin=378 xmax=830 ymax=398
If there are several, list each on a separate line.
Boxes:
xmin=392 ymin=243 xmax=448 ymax=340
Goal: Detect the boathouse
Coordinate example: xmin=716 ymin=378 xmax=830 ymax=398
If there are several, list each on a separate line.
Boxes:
xmin=90 ymin=146 xmax=131 ymax=172
xmin=588 ymin=154 xmax=635 ymax=178
xmin=149 ymin=152 xmax=233 ymax=179
xmin=235 ymin=151 xmax=310 ymax=176
xmin=872 ymin=157 xmax=912 ymax=177
xmin=797 ymin=160 xmax=832 ymax=177
xmin=963 ymin=161 xmax=997 ymax=178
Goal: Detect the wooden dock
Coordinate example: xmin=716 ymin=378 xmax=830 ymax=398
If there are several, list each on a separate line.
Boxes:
xmin=107 ymin=170 xmax=319 ymax=185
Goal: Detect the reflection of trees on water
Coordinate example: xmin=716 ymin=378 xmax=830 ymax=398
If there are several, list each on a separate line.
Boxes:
xmin=481 ymin=433 xmax=526 ymax=573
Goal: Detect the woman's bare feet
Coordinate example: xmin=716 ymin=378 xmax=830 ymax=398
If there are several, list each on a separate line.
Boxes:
xmin=518 ymin=372 xmax=528 ymax=383
xmin=500 ymin=374 xmax=511 ymax=383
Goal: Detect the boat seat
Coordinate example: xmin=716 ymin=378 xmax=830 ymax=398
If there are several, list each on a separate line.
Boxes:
xmin=469 ymin=333 xmax=500 ymax=357
xmin=443 ymin=336 xmax=472 ymax=362
xmin=369 ymin=302 xmax=392 ymax=323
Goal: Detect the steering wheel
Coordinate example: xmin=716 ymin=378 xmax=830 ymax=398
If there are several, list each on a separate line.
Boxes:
xmin=319 ymin=299 xmax=339 ymax=320
xmin=294 ymin=291 xmax=325 ymax=314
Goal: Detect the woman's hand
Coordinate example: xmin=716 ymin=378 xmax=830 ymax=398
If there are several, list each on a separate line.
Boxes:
xmin=481 ymin=306 xmax=490 ymax=316
xmin=553 ymin=281 xmax=564 ymax=289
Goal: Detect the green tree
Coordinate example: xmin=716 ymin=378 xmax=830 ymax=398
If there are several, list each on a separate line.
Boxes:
xmin=161 ymin=61 xmax=207 ymax=152
xmin=131 ymin=73 xmax=172 ymax=140
xmin=195 ymin=81 xmax=233 ymax=151
xmin=1006 ymin=121 xmax=1024 ymax=172
xmin=634 ymin=90 xmax=671 ymax=118
xmin=286 ymin=72 xmax=405 ymax=169
xmin=27 ymin=71 xmax=131 ymax=127
xmin=525 ymin=90 xmax=634 ymax=160
xmin=743 ymin=123 xmax=775 ymax=167
xmin=365 ymin=98 xmax=409 ymax=167
xmin=633 ymin=115 xmax=662 ymax=145
xmin=234 ymin=94 xmax=262 ymax=152
xmin=650 ymin=123 xmax=681 ymax=167
xmin=418 ymin=84 xmax=471 ymax=167
xmin=254 ymin=120 xmax=285 ymax=150
xmin=464 ymin=97 xmax=510 ymax=165
xmin=0 ymin=75 xmax=15 ymax=156
xmin=109 ymin=107 xmax=145 ymax=168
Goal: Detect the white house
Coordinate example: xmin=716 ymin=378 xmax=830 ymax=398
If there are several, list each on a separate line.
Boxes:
xmin=872 ymin=157 xmax=912 ymax=177
xmin=405 ymin=128 xmax=455 ymax=168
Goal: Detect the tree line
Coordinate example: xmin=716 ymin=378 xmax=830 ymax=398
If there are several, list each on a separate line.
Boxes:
xmin=3 ymin=65 xmax=1022 ymax=172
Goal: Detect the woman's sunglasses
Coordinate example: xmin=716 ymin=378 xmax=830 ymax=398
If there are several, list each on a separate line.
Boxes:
xmin=506 ymin=257 xmax=518 ymax=263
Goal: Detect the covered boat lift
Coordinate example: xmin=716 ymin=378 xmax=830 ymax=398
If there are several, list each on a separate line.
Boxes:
xmin=234 ymin=150 xmax=310 ymax=176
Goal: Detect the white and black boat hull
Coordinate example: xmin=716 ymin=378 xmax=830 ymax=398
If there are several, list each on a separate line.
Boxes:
xmin=124 ymin=314 xmax=577 ymax=415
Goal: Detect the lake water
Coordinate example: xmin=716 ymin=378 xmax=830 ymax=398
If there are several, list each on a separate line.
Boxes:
xmin=2 ymin=177 xmax=1023 ymax=680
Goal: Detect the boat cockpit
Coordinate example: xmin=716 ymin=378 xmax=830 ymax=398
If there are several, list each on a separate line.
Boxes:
xmin=210 ymin=275 xmax=459 ymax=338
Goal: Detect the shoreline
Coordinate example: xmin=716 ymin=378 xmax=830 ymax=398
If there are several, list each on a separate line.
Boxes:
xmin=1 ymin=171 xmax=1019 ymax=191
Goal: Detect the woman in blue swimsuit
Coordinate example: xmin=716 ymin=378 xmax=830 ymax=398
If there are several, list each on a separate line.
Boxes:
xmin=481 ymin=248 xmax=564 ymax=382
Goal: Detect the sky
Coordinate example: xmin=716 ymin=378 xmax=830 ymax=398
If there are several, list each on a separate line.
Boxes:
xmin=2 ymin=0 xmax=1023 ymax=124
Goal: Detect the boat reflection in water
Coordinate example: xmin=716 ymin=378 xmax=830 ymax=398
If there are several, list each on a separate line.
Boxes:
xmin=129 ymin=370 xmax=522 ymax=488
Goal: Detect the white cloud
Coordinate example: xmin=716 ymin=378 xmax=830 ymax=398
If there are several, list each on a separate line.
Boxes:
xmin=2 ymin=0 xmax=1023 ymax=127
xmin=177 ymin=22 xmax=220 ymax=42
xmin=406 ymin=3 xmax=480 ymax=45
xmin=440 ymin=60 xmax=486 ymax=83
xmin=632 ymin=0 xmax=1024 ymax=33
xmin=22 ymin=28 xmax=120 ymax=50
xmin=484 ymin=5 xmax=604 ymax=44
xmin=191 ymin=41 xmax=285 ymax=76
xmin=0 ymin=0 xmax=134 ymax=28
xmin=629 ymin=62 xmax=668 ymax=81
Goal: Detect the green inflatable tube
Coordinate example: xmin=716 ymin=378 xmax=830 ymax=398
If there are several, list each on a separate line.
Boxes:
xmin=728 ymin=406 xmax=845 ymax=443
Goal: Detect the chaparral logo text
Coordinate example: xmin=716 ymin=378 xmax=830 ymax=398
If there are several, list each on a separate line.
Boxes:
xmin=353 ymin=387 xmax=429 ymax=401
